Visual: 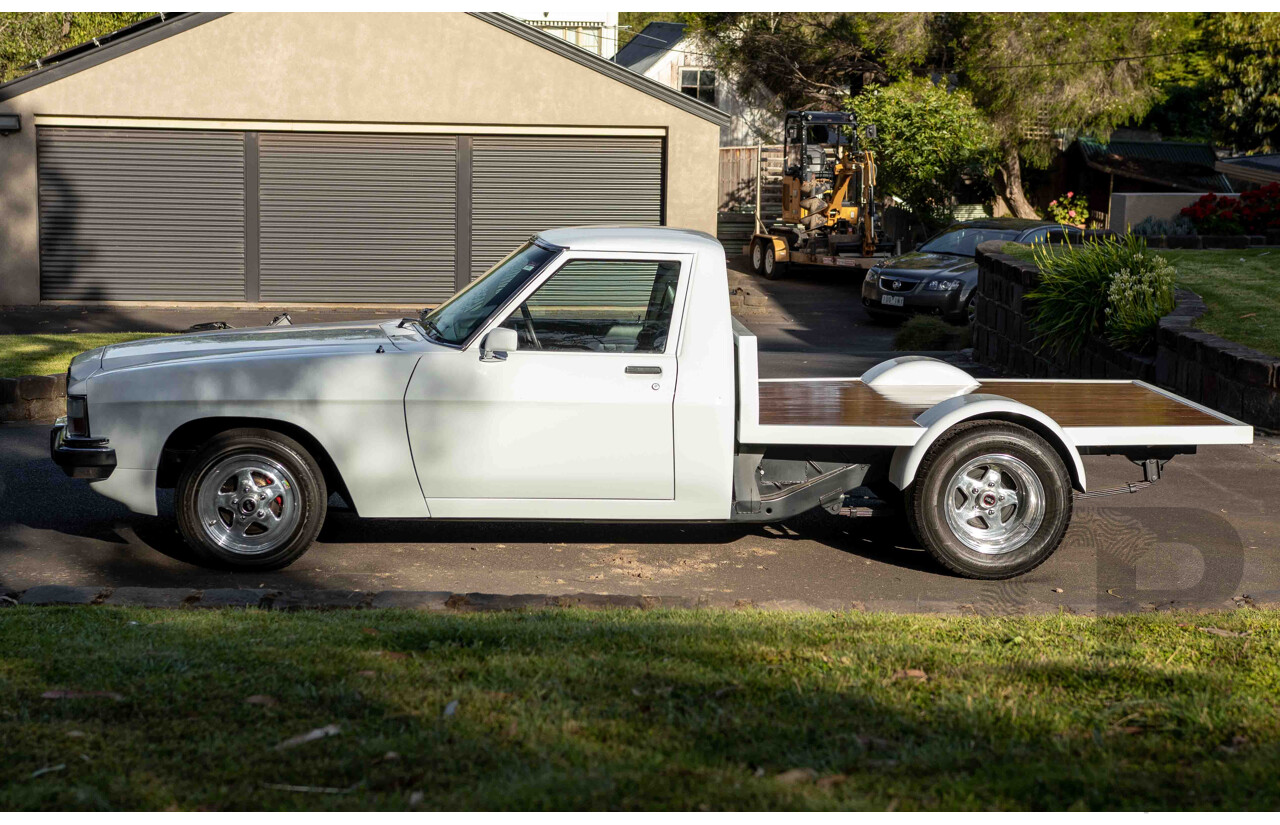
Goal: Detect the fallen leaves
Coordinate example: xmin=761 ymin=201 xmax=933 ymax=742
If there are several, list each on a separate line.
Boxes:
xmin=775 ymin=767 xmax=818 ymax=785
xmin=1199 ymin=627 xmax=1250 ymax=638
xmin=41 ymin=690 xmax=123 ymax=701
xmin=274 ymin=724 xmax=341 ymax=751
xmin=892 ymin=668 xmax=928 ymax=681
xmin=29 ymin=764 xmax=65 ymax=780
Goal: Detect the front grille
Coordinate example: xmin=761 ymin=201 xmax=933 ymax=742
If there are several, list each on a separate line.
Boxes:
xmin=879 ymin=276 xmax=919 ymax=293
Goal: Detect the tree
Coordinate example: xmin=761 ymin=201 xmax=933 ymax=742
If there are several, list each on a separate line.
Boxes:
xmin=1202 ymin=12 xmax=1280 ymax=152
xmin=1 ymin=12 xmax=153 ymax=82
xmin=953 ymin=12 xmax=1195 ymax=218
xmin=688 ymin=13 xmax=903 ymax=111
xmin=847 ymin=78 xmax=994 ymax=228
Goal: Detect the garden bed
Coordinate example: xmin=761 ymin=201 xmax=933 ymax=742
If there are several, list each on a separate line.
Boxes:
xmin=974 ymin=242 xmax=1280 ymax=429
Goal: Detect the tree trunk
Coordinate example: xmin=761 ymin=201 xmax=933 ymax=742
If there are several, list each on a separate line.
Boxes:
xmin=993 ymin=143 xmax=1040 ymax=219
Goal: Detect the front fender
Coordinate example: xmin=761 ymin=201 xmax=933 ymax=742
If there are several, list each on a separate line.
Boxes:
xmin=889 ymin=393 xmax=1087 ymax=492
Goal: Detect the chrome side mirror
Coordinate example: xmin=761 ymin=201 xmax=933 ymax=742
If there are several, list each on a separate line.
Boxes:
xmin=479 ymin=327 xmax=518 ymax=362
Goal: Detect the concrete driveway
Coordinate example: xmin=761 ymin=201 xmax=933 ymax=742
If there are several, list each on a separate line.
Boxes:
xmin=3 ymin=259 xmax=1278 ymax=613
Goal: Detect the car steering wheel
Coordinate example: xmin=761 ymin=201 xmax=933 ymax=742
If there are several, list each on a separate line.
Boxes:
xmin=519 ymin=303 xmax=542 ymax=350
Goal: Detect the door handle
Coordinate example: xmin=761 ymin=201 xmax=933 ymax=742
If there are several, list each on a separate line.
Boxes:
xmin=625 ymin=365 xmax=662 ymax=375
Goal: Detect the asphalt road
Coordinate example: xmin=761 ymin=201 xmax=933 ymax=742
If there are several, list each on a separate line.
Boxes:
xmin=4 ymin=259 xmax=1278 ymax=613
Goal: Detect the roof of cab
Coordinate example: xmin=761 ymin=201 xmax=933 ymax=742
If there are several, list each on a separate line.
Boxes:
xmin=536 ymin=226 xmax=724 ymax=255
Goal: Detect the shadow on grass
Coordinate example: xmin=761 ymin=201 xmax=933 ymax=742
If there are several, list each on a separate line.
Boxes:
xmin=1 ymin=607 xmax=1276 ymax=811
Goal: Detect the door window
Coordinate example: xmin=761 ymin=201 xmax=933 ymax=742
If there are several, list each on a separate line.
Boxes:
xmin=501 ymin=260 xmax=682 ymax=353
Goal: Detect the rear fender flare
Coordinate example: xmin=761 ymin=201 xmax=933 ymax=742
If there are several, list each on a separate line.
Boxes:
xmin=889 ymin=393 xmax=1086 ymax=492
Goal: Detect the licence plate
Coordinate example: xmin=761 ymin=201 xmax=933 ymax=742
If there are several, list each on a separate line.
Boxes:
xmin=880 ymin=295 xmax=905 ymax=307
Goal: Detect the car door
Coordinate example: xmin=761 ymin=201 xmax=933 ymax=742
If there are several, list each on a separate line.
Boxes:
xmin=405 ymin=251 xmax=691 ymax=503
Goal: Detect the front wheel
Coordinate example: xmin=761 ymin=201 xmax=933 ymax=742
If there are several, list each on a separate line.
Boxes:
xmin=905 ymin=421 xmax=1072 ymax=579
xmin=175 ymin=428 xmax=327 ymax=570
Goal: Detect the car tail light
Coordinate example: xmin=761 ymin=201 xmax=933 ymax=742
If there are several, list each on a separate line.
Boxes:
xmin=67 ymin=395 xmax=90 ymax=437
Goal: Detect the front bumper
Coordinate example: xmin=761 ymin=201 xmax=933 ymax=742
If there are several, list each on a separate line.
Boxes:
xmin=50 ymin=417 xmax=116 ymax=480
xmin=861 ymin=276 xmax=970 ymax=320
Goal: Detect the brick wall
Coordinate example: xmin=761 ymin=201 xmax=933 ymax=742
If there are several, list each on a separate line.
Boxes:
xmin=973 ymin=241 xmax=1280 ymax=430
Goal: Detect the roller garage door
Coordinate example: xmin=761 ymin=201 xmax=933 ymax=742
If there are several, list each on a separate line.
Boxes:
xmin=36 ymin=128 xmax=664 ymax=303
xmin=470 ymin=136 xmax=664 ymax=279
xmin=37 ymin=127 xmax=246 ymax=301
xmin=258 ymin=133 xmax=457 ymax=303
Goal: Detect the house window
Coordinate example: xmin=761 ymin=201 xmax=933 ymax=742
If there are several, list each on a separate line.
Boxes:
xmin=680 ymin=68 xmax=716 ymax=106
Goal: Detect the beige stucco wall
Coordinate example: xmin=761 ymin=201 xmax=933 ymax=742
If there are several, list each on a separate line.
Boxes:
xmin=0 ymin=12 xmax=721 ymax=304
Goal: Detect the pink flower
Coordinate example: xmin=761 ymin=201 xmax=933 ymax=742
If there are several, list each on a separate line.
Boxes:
xmin=1049 ymin=199 xmax=1058 ymax=207
xmin=1068 ymin=210 xmax=1077 ymax=218
xmin=1067 ymin=191 xmax=1074 ymax=198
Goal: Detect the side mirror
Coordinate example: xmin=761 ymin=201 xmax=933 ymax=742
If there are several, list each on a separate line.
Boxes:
xmin=479 ymin=327 xmax=518 ymax=362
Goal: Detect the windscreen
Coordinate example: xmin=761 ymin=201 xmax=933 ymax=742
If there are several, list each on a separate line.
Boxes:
xmin=420 ymin=242 xmax=559 ymax=346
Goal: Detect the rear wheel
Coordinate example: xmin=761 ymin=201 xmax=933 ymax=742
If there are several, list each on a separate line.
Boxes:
xmin=176 ymin=428 xmax=327 ymax=570
xmin=750 ymin=239 xmax=766 ymax=274
xmin=905 ymin=421 xmax=1072 ymax=579
xmin=762 ymin=245 xmax=788 ymax=280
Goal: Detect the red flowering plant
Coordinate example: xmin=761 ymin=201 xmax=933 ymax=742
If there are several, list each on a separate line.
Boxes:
xmin=1181 ymin=182 xmax=1280 ymax=235
xmin=1045 ymin=191 xmax=1091 ymax=227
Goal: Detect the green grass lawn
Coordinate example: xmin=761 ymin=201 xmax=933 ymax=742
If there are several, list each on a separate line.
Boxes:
xmin=1163 ymin=249 xmax=1280 ymax=358
xmin=0 ymin=333 xmax=167 ymax=378
xmin=1 ymin=608 xmax=1277 ymax=811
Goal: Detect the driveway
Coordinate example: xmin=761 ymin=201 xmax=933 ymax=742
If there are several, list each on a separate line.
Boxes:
xmin=2 ymin=258 xmax=1277 ymax=613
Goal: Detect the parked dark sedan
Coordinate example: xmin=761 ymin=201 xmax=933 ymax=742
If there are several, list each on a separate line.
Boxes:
xmin=860 ymin=218 xmax=1080 ymax=324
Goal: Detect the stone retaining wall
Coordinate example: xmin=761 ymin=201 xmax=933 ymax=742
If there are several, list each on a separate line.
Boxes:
xmin=973 ymin=241 xmax=1280 ymax=430
xmin=0 ymin=374 xmax=66 ymax=423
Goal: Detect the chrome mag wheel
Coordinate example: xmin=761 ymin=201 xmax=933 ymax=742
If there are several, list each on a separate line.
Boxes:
xmin=943 ymin=453 xmax=1045 ymax=555
xmin=195 ymin=453 xmax=302 ymax=555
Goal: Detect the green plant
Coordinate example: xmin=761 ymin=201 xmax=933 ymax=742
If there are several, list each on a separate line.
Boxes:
xmin=1131 ymin=214 xmax=1196 ymax=236
xmin=1104 ymin=253 xmax=1177 ymax=353
xmin=1026 ymin=234 xmax=1174 ymax=355
xmin=1044 ymin=191 xmax=1090 ymax=226
xmin=893 ymin=315 xmax=972 ymax=351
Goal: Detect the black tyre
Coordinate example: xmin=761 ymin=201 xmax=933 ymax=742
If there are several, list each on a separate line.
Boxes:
xmin=175 ymin=428 xmax=327 ymax=570
xmin=904 ymin=421 xmax=1072 ymax=579
xmin=761 ymin=244 xmax=789 ymax=280
xmin=749 ymin=240 xmax=766 ymax=275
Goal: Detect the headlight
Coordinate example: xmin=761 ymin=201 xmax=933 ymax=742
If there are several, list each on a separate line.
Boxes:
xmin=67 ymin=395 xmax=90 ymax=437
xmin=865 ymin=268 xmax=880 ymax=283
xmin=926 ymin=279 xmax=962 ymax=291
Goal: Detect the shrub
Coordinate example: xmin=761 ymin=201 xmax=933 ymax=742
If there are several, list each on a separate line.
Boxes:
xmin=1131 ymin=214 xmax=1196 ymax=237
xmin=1104 ymin=255 xmax=1177 ymax=354
xmin=1044 ymin=191 xmax=1090 ymax=227
xmin=894 ymin=316 xmax=972 ymax=351
xmin=1180 ymin=182 xmax=1280 ymax=235
xmin=1026 ymin=234 xmax=1175 ymax=356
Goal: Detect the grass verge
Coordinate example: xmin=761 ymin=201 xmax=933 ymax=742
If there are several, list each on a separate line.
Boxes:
xmin=0 ymin=333 xmax=166 ymax=378
xmin=894 ymin=316 xmax=971 ymax=351
xmin=1163 ymin=249 xmax=1280 ymax=358
xmin=1 ymin=607 xmax=1277 ymax=810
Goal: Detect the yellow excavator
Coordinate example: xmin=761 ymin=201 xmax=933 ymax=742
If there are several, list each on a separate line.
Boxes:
xmin=749 ymin=110 xmax=890 ymax=279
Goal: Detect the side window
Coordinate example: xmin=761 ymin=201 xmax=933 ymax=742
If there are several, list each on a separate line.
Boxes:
xmin=501 ymin=260 xmax=681 ymax=353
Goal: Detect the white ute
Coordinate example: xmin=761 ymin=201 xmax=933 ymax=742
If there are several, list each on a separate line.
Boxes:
xmin=51 ymin=227 xmax=1253 ymax=579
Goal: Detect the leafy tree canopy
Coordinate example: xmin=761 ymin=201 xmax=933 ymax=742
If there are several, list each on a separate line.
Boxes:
xmin=847 ymin=78 xmax=994 ymax=229
xmin=0 ymin=12 xmax=153 ymax=83
xmin=1202 ymin=12 xmax=1280 ymax=152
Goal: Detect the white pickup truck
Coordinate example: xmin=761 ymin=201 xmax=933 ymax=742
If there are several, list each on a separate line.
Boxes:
xmin=51 ymin=227 xmax=1252 ymax=579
